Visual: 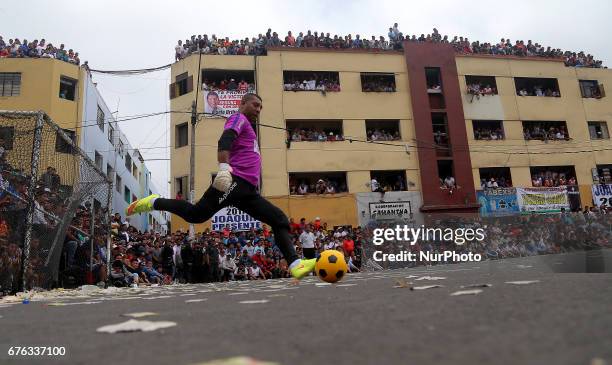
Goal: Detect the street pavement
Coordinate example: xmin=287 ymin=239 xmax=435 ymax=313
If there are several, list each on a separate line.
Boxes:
xmin=1 ymin=250 xmax=611 ymax=365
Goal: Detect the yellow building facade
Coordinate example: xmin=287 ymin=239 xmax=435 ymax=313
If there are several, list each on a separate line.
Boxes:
xmin=169 ymin=47 xmax=612 ymax=232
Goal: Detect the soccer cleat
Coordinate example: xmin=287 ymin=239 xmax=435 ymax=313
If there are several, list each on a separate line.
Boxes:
xmin=290 ymin=258 xmax=317 ymax=280
xmin=126 ymin=194 xmax=160 ymax=216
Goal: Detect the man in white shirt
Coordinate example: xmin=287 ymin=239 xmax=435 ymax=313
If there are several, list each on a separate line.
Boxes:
xmin=298 ymin=226 xmax=316 ymax=259
xmin=175 ymin=40 xmax=183 ymax=61
xmin=248 ymin=263 xmax=265 ymax=280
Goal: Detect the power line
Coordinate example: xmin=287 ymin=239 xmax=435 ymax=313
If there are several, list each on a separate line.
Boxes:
xmin=89 ymin=64 xmax=172 ymax=75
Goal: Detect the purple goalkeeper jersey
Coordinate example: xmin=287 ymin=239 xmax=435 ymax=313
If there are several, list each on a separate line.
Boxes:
xmin=223 ymin=113 xmax=261 ymax=187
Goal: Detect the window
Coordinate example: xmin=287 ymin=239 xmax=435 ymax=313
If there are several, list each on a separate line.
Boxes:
xmin=437 ymin=160 xmax=454 ymax=183
xmin=370 ymin=171 xmax=408 ymax=191
xmin=530 ymin=166 xmax=577 ymax=187
xmin=588 ymin=122 xmax=609 ymax=140
xmin=473 ymin=120 xmax=505 ymax=140
xmin=289 ymin=172 xmax=348 ymax=195
xmin=176 ymin=123 xmax=188 ymax=147
xmin=432 ymin=113 xmax=451 ymax=156
xmin=0 ymin=126 xmax=15 ymax=150
xmin=118 ymin=139 xmax=125 ymax=157
xmin=55 ymin=129 xmax=76 ymax=154
xmin=125 ymin=154 xmax=132 ymax=171
xmin=514 ymin=77 xmax=560 ymax=97
xmin=132 ymin=193 xmax=137 ymax=203
xmin=97 ymin=105 xmax=105 ymax=131
xmin=366 ymin=120 xmax=401 ymax=141
xmin=132 ymin=163 xmax=138 ymax=180
xmin=286 ymin=120 xmax=344 ymax=143
xmin=425 ymin=68 xmax=442 ymax=93
xmin=0 ymin=72 xmax=21 ymax=96
xmin=479 ymin=167 xmax=512 ymax=188
xmin=108 ymin=124 xmax=114 ymax=144
xmin=283 ymin=71 xmax=340 ymax=92
xmin=59 ymin=76 xmax=77 ymax=101
xmin=94 ymin=151 xmax=103 ymax=171
xmin=124 ymin=186 xmax=131 ymax=203
xmin=522 ymin=121 xmax=569 ymax=141
xmin=116 ymin=175 xmax=122 ymax=193
xmin=465 ymin=75 xmax=497 ymax=102
xmin=579 ymin=80 xmax=605 ymax=98
xmin=596 ymin=164 xmax=612 ymax=184
xmin=175 ymin=176 xmax=188 ymax=198
xmin=201 ymin=69 xmax=256 ymax=91
xmin=360 ymin=73 xmax=396 ymax=92
xmin=107 ymin=164 xmax=114 ymax=181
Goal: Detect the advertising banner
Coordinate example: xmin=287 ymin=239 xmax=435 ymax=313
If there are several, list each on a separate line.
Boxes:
xmin=369 ymin=201 xmax=412 ymax=221
xmin=516 ymin=187 xmax=569 ymax=213
xmin=203 ymin=90 xmax=248 ymax=117
xmin=476 ymin=188 xmax=519 ymax=216
xmin=592 ymin=184 xmax=612 ymax=208
xmin=211 ymin=206 xmax=261 ymax=232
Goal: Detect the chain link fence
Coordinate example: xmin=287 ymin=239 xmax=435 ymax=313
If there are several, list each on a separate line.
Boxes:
xmin=0 ymin=111 xmax=112 ymax=294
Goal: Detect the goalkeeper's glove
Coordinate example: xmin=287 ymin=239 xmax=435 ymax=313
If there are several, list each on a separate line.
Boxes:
xmin=212 ymin=163 xmax=233 ymax=192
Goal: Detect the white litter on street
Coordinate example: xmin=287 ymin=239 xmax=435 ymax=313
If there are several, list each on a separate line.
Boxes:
xmin=505 ymin=280 xmax=540 ymax=285
xmin=450 ymin=289 xmax=483 ymax=296
xmin=239 ymin=300 xmax=269 ymax=304
xmin=122 ymin=312 xmax=159 ymax=318
xmin=96 ymin=319 xmax=177 ymax=333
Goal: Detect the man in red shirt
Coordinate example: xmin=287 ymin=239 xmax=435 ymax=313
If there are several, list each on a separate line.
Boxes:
xmin=285 ymin=31 xmax=296 ymax=47
xmin=343 ymin=237 xmax=355 ymax=256
xmin=289 ymin=218 xmax=300 ymax=234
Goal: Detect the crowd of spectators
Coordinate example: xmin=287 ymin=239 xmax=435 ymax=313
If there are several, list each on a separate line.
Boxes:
xmin=480 ymin=177 xmax=512 ymax=189
xmin=474 ymin=126 xmax=504 ymax=140
xmin=0 ymin=36 xmax=80 ymax=65
xmin=523 ymin=124 xmax=569 ymax=141
xmin=467 ymin=83 xmax=497 ymax=102
xmin=283 ymin=76 xmax=340 ymax=92
xmin=289 ymin=128 xmax=344 ymax=142
xmin=365 ymin=208 xmax=611 ymax=269
xmin=100 ymin=216 xmax=362 ymax=287
xmin=361 ymin=77 xmax=396 ymax=92
xmin=531 ymin=171 xmax=577 ymax=187
xmin=367 ymin=129 xmax=401 ymax=142
xmin=290 ymin=178 xmax=348 ymax=195
xmin=517 ymin=86 xmax=561 ymax=97
xmin=202 ymin=78 xmax=255 ymax=93
xmin=174 ymin=26 xmax=604 ymax=68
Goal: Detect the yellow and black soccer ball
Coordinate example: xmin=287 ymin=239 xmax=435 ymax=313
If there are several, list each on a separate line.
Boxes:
xmin=315 ymin=250 xmax=347 ymax=283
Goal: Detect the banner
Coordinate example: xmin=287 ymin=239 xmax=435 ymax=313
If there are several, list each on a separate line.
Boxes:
xmin=211 ymin=206 xmax=261 ymax=232
xmin=477 ymin=188 xmax=519 ymax=216
xmin=204 ymin=90 xmax=248 ymax=117
xmin=369 ymin=201 xmax=412 ymax=221
xmin=592 ymin=184 xmax=612 ymax=208
xmin=516 ymin=187 xmax=569 ymax=213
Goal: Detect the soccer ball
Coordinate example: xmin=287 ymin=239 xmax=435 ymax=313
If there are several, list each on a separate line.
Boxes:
xmin=315 ymin=250 xmax=347 ymax=283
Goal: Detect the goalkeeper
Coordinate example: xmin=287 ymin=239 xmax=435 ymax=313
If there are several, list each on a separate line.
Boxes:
xmin=127 ymin=93 xmax=316 ymax=280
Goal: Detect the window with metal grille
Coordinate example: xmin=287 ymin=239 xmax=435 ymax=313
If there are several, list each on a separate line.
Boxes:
xmin=0 ymin=73 xmax=21 ymax=96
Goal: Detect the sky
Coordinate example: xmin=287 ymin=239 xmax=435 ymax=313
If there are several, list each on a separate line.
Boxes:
xmin=3 ymin=0 xmax=611 ymax=196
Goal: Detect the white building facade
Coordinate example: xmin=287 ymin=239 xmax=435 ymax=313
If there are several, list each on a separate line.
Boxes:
xmin=80 ymin=73 xmax=168 ymax=234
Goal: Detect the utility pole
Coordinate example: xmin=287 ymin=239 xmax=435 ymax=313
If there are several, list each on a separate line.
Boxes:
xmin=189 ymin=50 xmax=203 ymax=240
xmin=189 ymin=100 xmax=196 ymax=239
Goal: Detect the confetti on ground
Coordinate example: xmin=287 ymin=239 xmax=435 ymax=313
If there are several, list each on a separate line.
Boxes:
xmin=415 ymin=276 xmax=447 ymax=281
xmin=336 ymin=284 xmax=357 ymax=287
xmin=505 ymin=280 xmax=540 ymax=285
xmin=239 ymin=300 xmax=269 ymax=304
xmin=142 ymin=296 xmax=172 ymax=300
xmin=410 ymin=285 xmax=443 ymax=291
xmin=450 ymin=289 xmax=483 ymax=296
xmin=180 ymin=293 xmax=197 ymax=296
xmin=185 ymin=299 xmax=207 ymax=303
xmin=461 ymin=284 xmax=493 ymax=288
xmin=315 ymin=283 xmax=332 ymax=287
xmin=122 ymin=312 xmax=158 ymax=318
xmin=267 ymin=294 xmax=287 ymax=298
xmin=190 ymin=356 xmax=279 ymax=365
xmin=47 ymin=301 xmax=102 ymax=306
xmin=228 ymin=292 xmax=249 ymax=296
xmin=96 ymin=319 xmax=177 ymax=333
xmin=516 ymin=265 xmax=533 ymax=269
xmin=393 ymin=279 xmax=411 ymax=288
